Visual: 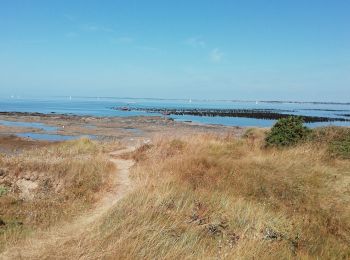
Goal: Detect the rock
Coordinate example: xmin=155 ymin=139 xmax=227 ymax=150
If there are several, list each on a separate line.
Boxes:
xmin=263 ymin=227 xmax=283 ymax=241
xmin=207 ymin=223 xmax=227 ymax=236
xmin=16 ymin=179 xmax=38 ymax=200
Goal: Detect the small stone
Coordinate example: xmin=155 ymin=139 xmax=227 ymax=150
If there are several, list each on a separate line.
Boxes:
xmin=208 ymin=224 xmax=222 ymax=236
xmin=263 ymin=227 xmax=283 ymax=241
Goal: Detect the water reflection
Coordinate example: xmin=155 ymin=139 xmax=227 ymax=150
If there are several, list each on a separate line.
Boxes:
xmin=0 ymin=120 xmax=57 ymax=132
xmin=16 ymin=133 xmax=97 ymax=141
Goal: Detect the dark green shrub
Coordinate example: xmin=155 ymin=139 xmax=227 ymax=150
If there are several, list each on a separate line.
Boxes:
xmin=265 ymin=116 xmax=311 ymax=147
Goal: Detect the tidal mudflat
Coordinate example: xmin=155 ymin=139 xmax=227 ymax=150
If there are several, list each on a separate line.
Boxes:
xmin=0 ymin=111 xmax=244 ymax=145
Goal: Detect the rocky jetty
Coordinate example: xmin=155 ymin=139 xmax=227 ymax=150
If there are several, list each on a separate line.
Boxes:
xmin=112 ymin=107 xmax=350 ymax=123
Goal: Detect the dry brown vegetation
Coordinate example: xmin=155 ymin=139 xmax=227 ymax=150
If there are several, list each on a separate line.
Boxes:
xmin=0 ymin=138 xmax=118 ymax=251
xmin=14 ymin=128 xmax=348 ymax=259
xmin=1 ymin=128 xmax=350 ymax=259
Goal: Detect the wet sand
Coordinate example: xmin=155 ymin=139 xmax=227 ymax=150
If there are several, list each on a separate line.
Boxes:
xmin=0 ymin=112 xmax=245 ymax=148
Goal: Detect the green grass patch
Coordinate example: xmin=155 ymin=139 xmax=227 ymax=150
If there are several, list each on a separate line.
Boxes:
xmin=0 ymin=186 xmax=8 ymax=197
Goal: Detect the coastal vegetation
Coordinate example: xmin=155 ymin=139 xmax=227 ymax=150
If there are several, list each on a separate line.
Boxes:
xmin=0 ymin=138 xmax=117 ymax=251
xmin=311 ymin=126 xmax=350 ymax=159
xmin=265 ymin=116 xmax=311 ymax=146
xmin=91 ymin=130 xmax=349 ymax=259
xmin=0 ymin=125 xmax=349 ymax=259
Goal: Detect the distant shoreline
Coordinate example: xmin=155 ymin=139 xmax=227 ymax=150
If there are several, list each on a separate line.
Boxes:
xmin=68 ymin=96 xmax=350 ymax=105
xmin=23 ymin=96 xmax=350 ymax=105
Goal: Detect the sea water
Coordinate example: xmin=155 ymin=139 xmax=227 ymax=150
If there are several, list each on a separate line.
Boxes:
xmin=0 ymin=97 xmax=349 ymax=128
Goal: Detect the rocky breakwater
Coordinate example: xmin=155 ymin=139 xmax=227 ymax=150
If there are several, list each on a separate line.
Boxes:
xmin=113 ymin=107 xmax=350 ymax=123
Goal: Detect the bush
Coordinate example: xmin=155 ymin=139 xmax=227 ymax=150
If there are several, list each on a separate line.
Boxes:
xmin=265 ymin=116 xmax=311 ymax=147
xmin=329 ymin=134 xmax=350 ymax=159
xmin=310 ymin=127 xmax=350 ymax=159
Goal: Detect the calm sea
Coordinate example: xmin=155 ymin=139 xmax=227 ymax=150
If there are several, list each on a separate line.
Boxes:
xmin=0 ymin=97 xmax=349 ymax=127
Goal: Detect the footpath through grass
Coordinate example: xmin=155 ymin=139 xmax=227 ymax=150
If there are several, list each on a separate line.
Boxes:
xmin=28 ymin=127 xmax=350 ymax=259
xmin=0 ymin=138 xmax=117 ymax=251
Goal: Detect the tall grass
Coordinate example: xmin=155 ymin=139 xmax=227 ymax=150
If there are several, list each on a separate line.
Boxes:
xmin=29 ymin=131 xmax=349 ymax=259
xmin=0 ymin=138 xmax=117 ymax=251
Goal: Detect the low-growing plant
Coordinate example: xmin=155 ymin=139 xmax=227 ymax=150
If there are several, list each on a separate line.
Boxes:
xmin=243 ymin=128 xmax=267 ymax=148
xmin=310 ymin=127 xmax=350 ymax=159
xmin=265 ymin=116 xmax=311 ymax=147
xmin=329 ymin=134 xmax=350 ymax=159
xmin=0 ymin=186 xmax=8 ymax=197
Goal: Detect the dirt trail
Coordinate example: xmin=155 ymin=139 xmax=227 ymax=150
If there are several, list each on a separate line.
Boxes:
xmin=1 ymin=146 xmax=136 ymax=259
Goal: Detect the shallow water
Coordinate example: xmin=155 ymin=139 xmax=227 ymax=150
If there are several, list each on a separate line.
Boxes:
xmin=172 ymin=115 xmax=350 ymax=128
xmin=1 ymin=97 xmax=349 ymax=127
xmin=0 ymin=120 xmax=58 ymax=131
xmin=16 ymin=132 xmax=97 ymax=141
xmin=0 ymin=119 xmax=97 ymax=141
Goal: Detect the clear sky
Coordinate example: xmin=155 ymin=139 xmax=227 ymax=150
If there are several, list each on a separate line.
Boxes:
xmin=0 ymin=0 xmax=349 ymax=101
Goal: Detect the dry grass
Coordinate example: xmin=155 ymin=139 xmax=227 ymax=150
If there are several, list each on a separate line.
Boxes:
xmin=23 ymin=130 xmax=350 ymax=259
xmin=311 ymin=126 xmax=350 ymax=159
xmin=0 ymin=138 xmax=118 ymax=252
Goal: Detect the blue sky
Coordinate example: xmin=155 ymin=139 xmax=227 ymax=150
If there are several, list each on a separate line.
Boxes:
xmin=0 ymin=0 xmax=349 ymax=101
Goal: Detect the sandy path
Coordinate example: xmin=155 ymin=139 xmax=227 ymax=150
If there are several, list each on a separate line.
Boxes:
xmin=1 ymin=146 xmax=136 ymax=259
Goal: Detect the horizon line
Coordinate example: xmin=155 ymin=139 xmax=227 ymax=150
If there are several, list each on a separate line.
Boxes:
xmin=1 ymin=95 xmax=349 ymax=105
